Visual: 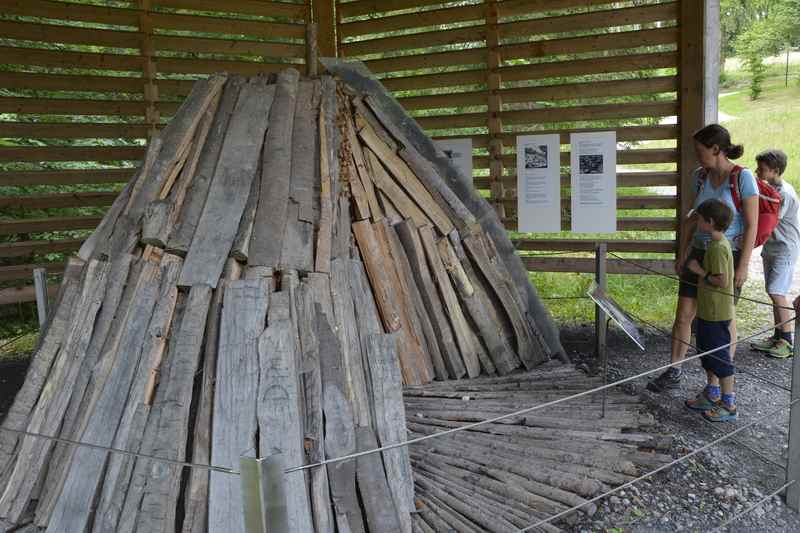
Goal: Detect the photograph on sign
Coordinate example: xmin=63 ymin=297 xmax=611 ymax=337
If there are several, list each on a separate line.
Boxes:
xmin=516 ymin=134 xmax=561 ymax=233
xmin=570 ymin=132 xmax=617 ymax=233
xmin=587 ymin=281 xmax=646 ymax=350
xmin=434 ymin=138 xmax=473 ymax=187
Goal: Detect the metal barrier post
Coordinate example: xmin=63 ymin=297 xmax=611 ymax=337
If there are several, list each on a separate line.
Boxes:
xmin=240 ymin=454 xmax=289 ymax=533
xmin=595 ymin=243 xmax=608 ymax=418
xmin=33 ymin=267 xmax=48 ymax=327
xmin=786 ymin=314 xmax=800 ymax=511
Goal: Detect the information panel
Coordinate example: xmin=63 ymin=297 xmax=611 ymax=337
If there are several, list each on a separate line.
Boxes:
xmin=570 ymin=132 xmax=617 ymax=233
xmin=516 ymin=134 xmax=561 ymax=233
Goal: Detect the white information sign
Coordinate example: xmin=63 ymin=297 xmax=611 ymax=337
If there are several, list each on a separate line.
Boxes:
xmin=434 ymin=139 xmax=473 ymax=186
xmin=516 ymin=134 xmax=561 ymax=233
xmin=570 ymin=132 xmax=617 ymax=233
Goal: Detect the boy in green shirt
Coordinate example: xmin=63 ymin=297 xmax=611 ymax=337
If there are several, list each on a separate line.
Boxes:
xmin=684 ymin=199 xmax=737 ymax=422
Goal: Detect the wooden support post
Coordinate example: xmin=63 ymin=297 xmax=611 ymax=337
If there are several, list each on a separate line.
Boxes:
xmin=306 ymin=23 xmax=319 ymax=76
xmin=594 ymin=243 xmax=608 ymax=418
xmin=313 ymin=0 xmax=336 ymax=58
xmin=137 ymin=0 xmax=159 ymax=139
xmin=485 ymin=0 xmax=504 ymax=218
xmin=786 ymin=315 xmax=800 ymax=511
xmin=678 ymin=0 xmax=707 ymax=248
xmin=240 ymin=455 xmax=290 ymax=533
xmin=32 ymin=267 xmax=48 ymax=328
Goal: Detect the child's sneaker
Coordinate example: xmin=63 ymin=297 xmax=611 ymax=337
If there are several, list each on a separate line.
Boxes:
xmin=750 ymin=336 xmax=778 ymax=352
xmin=765 ymin=338 xmax=793 ymax=359
xmin=685 ymin=391 xmax=719 ymax=411
xmin=703 ymin=403 xmax=737 ymax=422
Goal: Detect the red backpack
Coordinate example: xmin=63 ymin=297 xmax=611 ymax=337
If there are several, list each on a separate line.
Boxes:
xmin=696 ymin=165 xmax=781 ymax=247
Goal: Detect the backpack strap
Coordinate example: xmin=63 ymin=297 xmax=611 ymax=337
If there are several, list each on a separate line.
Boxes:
xmin=695 ymin=167 xmax=706 ymax=194
xmin=728 ymin=165 xmax=743 ymax=211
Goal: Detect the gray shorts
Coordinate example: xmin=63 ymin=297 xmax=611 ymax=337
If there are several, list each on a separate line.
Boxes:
xmin=763 ymin=253 xmax=798 ymax=296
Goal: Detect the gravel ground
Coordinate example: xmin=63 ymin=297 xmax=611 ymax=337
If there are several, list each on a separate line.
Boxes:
xmin=562 ymin=326 xmax=800 ymax=533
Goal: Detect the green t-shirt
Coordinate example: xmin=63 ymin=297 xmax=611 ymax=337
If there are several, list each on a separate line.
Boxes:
xmin=697 ymin=237 xmax=735 ymax=322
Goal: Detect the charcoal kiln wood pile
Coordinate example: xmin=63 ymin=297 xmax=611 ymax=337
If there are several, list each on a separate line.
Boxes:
xmin=0 ymin=66 xmax=671 ymax=532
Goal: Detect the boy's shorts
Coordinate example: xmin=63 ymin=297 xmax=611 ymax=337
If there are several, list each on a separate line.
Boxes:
xmin=763 ymin=253 xmax=798 ymax=296
xmin=679 ymin=247 xmax=742 ymax=304
xmin=697 ymin=318 xmax=734 ymax=378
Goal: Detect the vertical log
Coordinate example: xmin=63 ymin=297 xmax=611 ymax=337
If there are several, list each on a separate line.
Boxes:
xmin=485 ymin=0 xmax=505 ymax=219
xmin=137 ymin=0 xmax=159 ymax=139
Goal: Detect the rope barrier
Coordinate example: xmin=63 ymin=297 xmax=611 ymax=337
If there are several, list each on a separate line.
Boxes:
xmin=284 ymin=316 xmax=795 ymax=474
xmin=0 ymin=426 xmax=240 ymax=476
xmin=627 ymin=309 xmax=792 ymax=393
xmin=517 ymin=398 xmax=800 ymax=532
xmin=710 ymin=479 xmax=795 ymax=532
xmin=608 ymin=252 xmax=793 ymax=310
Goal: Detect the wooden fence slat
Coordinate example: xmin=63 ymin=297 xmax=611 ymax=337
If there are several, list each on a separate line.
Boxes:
xmin=340 ymin=4 xmax=484 ymax=38
xmin=522 ymin=256 xmax=673 ymax=275
xmin=504 ymin=217 xmax=677 ymax=232
xmin=154 ymin=0 xmax=309 ymax=19
xmin=472 ymin=148 xmax=678 ymax=170
xmin=0 ymin=19 xmax=142 ymax=49
xmin=0 ymin=146 xmax=146 ymax=162
xmin=499 ymin=51 xmax=679 ymax=82
xmin=0 ymin=284 xmax=59 ymax=305
xmin=155 ymin=56 xmax=300 ymax=76
xmin=342 ymin=24 xmax=486 ymax=57
xmin=150 ymin=34 xmax=306 ymax=59
xmin=0 ymin=122 xmax=150 ymax=139
xmin=472 ymin=171 xmax=679 ymax=190
xmin=0 ymin=239 xmax=84 ymax=258
xmin=0 ymin=216 xmax=103 ymax=236
xmin=433 ymin=125 xmax=678 ymax=149
xmin=0 ymin=45 xmax=143 ymax=71
xmin=0 ymin=96 xmax=179 ymax=117
xmin=0 ymin=0 xmax=141 ymax=26
xmin=499 ymin=0 xmax=630 ymax=18
xmin=339 ymin=0 xmax=476 ymax=19
xmin=503 ymin=195 xmax=677 ymax=210
xmin=500 ymin=2 xmax=679 ymax=40
xmin=364 ymin=49 xmax=485 ymax=75
xmin=0 ymin=71 xmax=144 ymax=94
xmin=0 ymin=169 xmax=132 ymax=186
xmin=514 ymin=239 xmax=675 ymax=254
xmin=150 ymin=12 xmax=305 ymax=40
xmin=0 ymin=262 xmax=65 ymax=282
xmin=0 ymin=192 xmax=117 ymax=210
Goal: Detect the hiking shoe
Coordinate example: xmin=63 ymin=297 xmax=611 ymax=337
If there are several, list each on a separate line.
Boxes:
xmin=685 ymin=391 xmax=720 ymax=411
xmin=646 ymin=368 xmax=682 ymax=393
xmin=765 ymin=338 xmax=793 ymax=359
xmin=703 ymin=404 xmax=738 ymax=422
xmin=750 ymin=336 xmax=778 ymax=352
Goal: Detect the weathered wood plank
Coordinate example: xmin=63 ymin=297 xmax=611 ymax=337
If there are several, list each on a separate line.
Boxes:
xmin=344 ymin=103 xmax=381 ymax=220
xmin=317 ymin=309 xmax=366 ymax=533
xmin=46 ymin=259 xmax=171 ymax=533
xmin=258 ymin=293 xmax=314 ymax=533
xmin=330 ymin=258 xmax=371 ymax=428
xmin=135 ymin=285 xmax=212 ymax=533
xmin=297 ymin=278 xmax=334 ymax=533
xmin=182 ymin=259 xmax=242 ymax=533
xmin=0 ymin=260 xmax=111 ymax=523
xmin=351 ymin=220 xmax=401 ymax=333
xmin=290 ymin=80 xmax=320 ymax=224
xmin=33 ymin=254 xmax=136 ymax=526
xmin=280 ymin=202 xmax=315 ymax=273
xmin=248 ymin=68 xmax=300 ymax=267
xmin=179 ymin=79 xmax=274 ymax=288
xmin=209 ymin=277 xmax=269 ymax=533
xmin=418 ymin=225 xmax=480 ymax=379
xmin=365 ymin=147 xmax=433 ymax=230
xmin=230 ymin=161 xmax=261 ymax=262
xmin=314 ymin=76 xmax=336 ymax=274
xmin=355 ymin=425 xmax=403 ymax=533
xmin=364 ymin=334 xmax=415 ymax=533
xmin=168 ymin=77 xmax=244 ymax=256
xmin=394 ymin=219 xmax=464 ymax=379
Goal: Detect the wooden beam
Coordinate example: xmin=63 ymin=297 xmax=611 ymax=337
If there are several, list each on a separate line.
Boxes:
xmin=0 ymin=169 xmax=132 ymax=186
xmin=0 ymin=284 xmax=59 ymax=306
xmin=513 ymin=239 xmax=675 ymax=254
xmin=0 ymin=192 xmax=117 ymax=210
xmin=138 ymin=0 xmax=159 ymax=139
xmin=522 ymin=257 xmax=673 ymax=275
xmin=0 ymin=262 xmax=65 ymax=282
xmin=313 ymin=0 xmax=337 ymax=57
xmin=0 ymin=216 xmax=103 ymax=236
xmin=485 ymin=0 xmax=503 ymax=219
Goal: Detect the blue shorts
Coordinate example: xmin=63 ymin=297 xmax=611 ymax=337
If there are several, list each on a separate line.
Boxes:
xmin=698 ymin=318 xmax=734 ymax=379
xmin=763 ymin=253 xmax=798 ymax=296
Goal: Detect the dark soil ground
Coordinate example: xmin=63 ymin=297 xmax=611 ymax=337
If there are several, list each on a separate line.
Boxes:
xmin=2 ymin=324 xmax=799 ymax=532
xmin=562 ymin=324 xmax=800 ymax=533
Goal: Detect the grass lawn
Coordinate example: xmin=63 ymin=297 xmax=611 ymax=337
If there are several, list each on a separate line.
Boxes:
xmin=534 ymin=66 xmax=799 ymax=332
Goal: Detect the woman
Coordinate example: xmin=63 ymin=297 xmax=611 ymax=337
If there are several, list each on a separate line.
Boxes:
xmin=648 ymin=124 xmax=758 ymax=393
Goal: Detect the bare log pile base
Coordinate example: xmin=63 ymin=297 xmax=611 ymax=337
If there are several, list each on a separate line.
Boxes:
xmin=0 ymin=69 xmax=669 ymax=532
xmin=405 ymin=363 xmax=674 ymax=533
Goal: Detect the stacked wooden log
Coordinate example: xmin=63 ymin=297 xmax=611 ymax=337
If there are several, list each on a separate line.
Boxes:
xmin=0 ymin=68 xmax=561 ymax=532
xmin=406 ymin=364 xmax=674 ymax=532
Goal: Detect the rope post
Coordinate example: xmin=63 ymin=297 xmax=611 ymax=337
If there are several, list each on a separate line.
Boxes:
xmin=595 ymin=243 xmax=608 ymax=417
xmin=32 ymin=267 xmax=48 ymax=328
xmin=786 ymin=314 xmax=800 ymax=511
xmin=240 ymin=454 xmax=289 ymax=533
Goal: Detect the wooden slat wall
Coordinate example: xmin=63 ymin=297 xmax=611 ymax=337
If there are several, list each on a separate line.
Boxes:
xmin=0 ymin=0 xmax=310 ymax=301
xmin=337 ymin=0 xmax=684 ymax=276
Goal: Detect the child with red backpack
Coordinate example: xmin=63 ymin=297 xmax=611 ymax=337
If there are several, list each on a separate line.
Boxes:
xmin=749 ymin=149 xmax=798 ymax=358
